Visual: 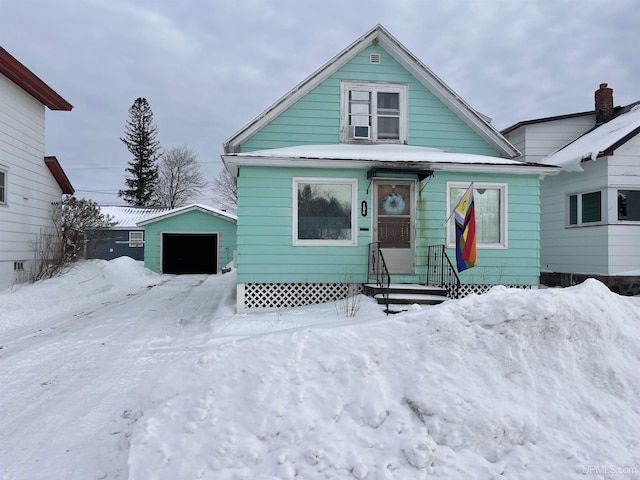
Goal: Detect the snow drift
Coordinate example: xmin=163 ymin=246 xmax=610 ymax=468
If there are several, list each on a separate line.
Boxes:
xmin=128 ymin=280 xmax=640 ymax=479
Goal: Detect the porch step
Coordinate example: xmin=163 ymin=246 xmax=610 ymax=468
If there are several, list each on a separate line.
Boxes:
xmin=363 ymin=283 xmax=450 ymax=309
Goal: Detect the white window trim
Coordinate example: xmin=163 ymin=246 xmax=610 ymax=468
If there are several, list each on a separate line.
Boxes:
xmin=340 ymin=80 xmax=408 ymax=144
xmin=0 ymin=166 xmax=7 ymax=206
xmin=292 ymin=177 xmax=358 ymax=247
xmin=616 ymin=188 xmax=640 ymax=224
xmin=129 ymin=230 xmax=144 ymax=247
xmin=446 ymin=182 xmax=508 ymax=249
xmin=567 ymin=190 xmax=604 ymax=227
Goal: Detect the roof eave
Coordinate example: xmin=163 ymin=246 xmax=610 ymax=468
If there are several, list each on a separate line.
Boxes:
xmin=501 ymin=110 xmax=597 ymax=135
xmin=44 ymin=156 xmax=75 ymax=194
xmin=223 ymin=26 xmax=382 ymax=153
xmin=137 ymin=204 xmax=237 ymax=226
xmin=0 ymin=47 xmax=72 ymax=111
xmin=374 ymin=30 xmax=519 ymax=159
xmin=221 ymin=154 xmax=558 ymax=176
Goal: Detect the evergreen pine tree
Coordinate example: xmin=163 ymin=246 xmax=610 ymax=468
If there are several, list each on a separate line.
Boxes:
xmin=118 ymin=97 xmax=161 ymax=206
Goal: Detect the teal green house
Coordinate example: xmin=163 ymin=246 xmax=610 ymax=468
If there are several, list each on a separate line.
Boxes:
xmin=138 ymin=204 xmax=237 ymax=275
xmin=222 ymin=25 xmax=556 ymax=312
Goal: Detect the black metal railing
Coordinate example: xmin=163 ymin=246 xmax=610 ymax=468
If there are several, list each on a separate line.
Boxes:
xmin=368 ymin=242 xmax=391 ymax=314
xmin=425 ymin=244 xmax=460 ymax=299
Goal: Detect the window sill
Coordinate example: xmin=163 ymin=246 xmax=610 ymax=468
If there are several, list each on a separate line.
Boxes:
xmin=293 ymin=240 xmax=358 ymax=247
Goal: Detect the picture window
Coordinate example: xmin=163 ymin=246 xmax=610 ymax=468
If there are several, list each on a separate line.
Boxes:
xmin=293 ymin=178 xmax=357 ymax=246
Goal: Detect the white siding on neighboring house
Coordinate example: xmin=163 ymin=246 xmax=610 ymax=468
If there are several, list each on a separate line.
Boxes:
xmin=540 ymin=159 xmax=609 ymax=275
xmin=505 ymin=115 xmax=596 ymax=164
xmin=0 ymin=75 xmax=63 ymax=289
xmin=504 ymin=127 xmax=525 ymax=158
xmin=606 ymin=135 xmax=640 ymax=275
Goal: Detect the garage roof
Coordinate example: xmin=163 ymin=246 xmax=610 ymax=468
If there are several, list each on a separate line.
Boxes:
xmin=137 ymin=204 xmax=237 ymax=226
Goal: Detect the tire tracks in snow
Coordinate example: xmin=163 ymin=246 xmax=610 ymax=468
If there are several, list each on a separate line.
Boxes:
xmin=0 ymin=273 xmax=231 ymax=480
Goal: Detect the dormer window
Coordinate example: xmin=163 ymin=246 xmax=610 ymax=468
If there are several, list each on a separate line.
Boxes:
xmin=341 ymin=81 xmax=407 ymax=143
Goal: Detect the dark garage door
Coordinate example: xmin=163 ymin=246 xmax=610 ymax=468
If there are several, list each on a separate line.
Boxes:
xmin=162 ymin=233 xmax=217 ymax=274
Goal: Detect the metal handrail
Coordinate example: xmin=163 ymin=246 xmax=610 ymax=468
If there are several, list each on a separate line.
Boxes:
xmin=425 ymin=244 xmax=460 ymax=299
xmin=368 ymin=242 xmax=391 ymax=314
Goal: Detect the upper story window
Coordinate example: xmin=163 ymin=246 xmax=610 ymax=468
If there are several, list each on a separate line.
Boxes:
xmin=568 ymin=191 xmax=602 ymax=225
xmin=340 ymin=81 xmax=407 ymax=143
xmin=0 ymin=169 xmax=6 ymax=205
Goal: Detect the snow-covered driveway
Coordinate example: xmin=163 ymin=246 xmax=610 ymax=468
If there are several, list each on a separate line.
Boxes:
xmin=0 ymin=260 xmax=235 ymax=480
xmin=2 ymin=258 xmax=640 ymax=479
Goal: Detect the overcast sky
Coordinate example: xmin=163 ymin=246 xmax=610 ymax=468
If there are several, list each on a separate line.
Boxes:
xmin=1 ymin=0 xmax=638 ymax=206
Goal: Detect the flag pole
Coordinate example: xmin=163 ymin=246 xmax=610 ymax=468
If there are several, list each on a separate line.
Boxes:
xmin=443 ymin=182 xmax=474 ymax=227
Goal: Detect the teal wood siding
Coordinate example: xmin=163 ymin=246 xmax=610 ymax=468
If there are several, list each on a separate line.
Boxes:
xmin=240 ymin=45 xmax=501 ymax=156
xmin=418 ymin=172 xmax=541 ymax=286
xmin=236 ymin=166 xmax=371 ymax=284
xmin=237 ymin=165 xmax=541 ymax=286
xmin=143 ymin=210 xmax=237 ymax=273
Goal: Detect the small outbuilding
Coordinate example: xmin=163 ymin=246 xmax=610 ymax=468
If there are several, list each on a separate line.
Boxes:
xmin=138 ymin=204 xmax=237 ymax=274
xmin=88 ymin=206 xmax=173 ymax=261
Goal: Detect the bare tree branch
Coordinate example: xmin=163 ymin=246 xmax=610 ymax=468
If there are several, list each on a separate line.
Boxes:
xmin=30 ymin=196 xmax=114 ymax=282
xmin=211 ymin=168 xmax=237 ymax=212
xmin=154 ymin=145 xmax=207 ymax=208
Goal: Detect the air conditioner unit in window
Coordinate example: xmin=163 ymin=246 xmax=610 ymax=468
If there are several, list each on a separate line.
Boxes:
xmin=350 ymin=125 xmax=370 ymax=139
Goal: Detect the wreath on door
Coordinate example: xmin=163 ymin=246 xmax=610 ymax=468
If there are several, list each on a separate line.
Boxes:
xmin=382 ymin=193 xmax=406 ymax=215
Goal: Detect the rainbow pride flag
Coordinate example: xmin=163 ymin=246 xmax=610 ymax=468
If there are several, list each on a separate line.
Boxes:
xmin=454 ymin=187 xmax=477 ymax=272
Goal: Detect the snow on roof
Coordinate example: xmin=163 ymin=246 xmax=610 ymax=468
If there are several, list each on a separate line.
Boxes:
xmin=137 ymin=203 xmax=237 ymax=226
xmin=100 ymin=206 xmax=173 ymax=229
xmin=232 ymin=144 xmax=524 ymax=165
xmin=542 ymin=104 xmax=640 ymax=171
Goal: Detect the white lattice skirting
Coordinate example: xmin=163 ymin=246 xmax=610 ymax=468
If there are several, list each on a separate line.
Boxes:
xmin=237 ymin=282 xmax=534 ymax=312
xmin=237 ymin=282 xmax=363 ymax=312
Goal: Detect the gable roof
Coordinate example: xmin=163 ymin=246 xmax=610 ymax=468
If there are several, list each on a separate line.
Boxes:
xmin=0 ymin=47 xmax=72 ymax=111
xmin=99 ymin=206 xmax=174 ymax=229
xmin=137 ymin=204 xmax=237 ymax=226
xmin=542 ymin=102 xmax=640 ymax=171
xmin=44 ymin=156 xmax=74 ymax=195
xmin=223 ymin=25 xmax=519 ymax=159
xmin=501 ymin=110 xmax=597 ymax=136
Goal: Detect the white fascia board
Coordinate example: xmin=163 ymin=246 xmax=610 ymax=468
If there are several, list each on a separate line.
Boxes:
xmin=223 ymin=30 xmax=378 ymax=152
xmin=376 ymin=35 xmax=520 ymax=159
xmin=138 ymin=204 xmax=236 ymax=226
xmin=222 ymin=155 xmax=558 ymax=176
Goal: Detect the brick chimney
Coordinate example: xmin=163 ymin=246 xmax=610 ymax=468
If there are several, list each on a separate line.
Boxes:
xmin=595 ymin=83 xmax=614 ymax=123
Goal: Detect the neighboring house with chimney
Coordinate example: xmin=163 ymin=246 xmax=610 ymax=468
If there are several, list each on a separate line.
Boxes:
xmin=503 ymin=84 xmax=640 ymax=295
xmin=0 ymin=47 xmax=74 ymax=290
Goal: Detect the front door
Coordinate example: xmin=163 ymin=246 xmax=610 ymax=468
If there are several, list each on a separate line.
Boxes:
xmin=373 ymin=179 xmax=416 ymax=274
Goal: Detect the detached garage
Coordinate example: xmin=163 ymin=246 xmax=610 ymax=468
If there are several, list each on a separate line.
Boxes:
xmin=138 ymin=204 xmax=237 ymax=274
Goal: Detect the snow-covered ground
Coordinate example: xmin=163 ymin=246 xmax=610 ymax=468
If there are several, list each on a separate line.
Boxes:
xmin=1 ymin=258 xmax=639 ymax=480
